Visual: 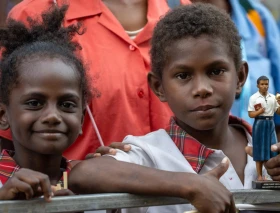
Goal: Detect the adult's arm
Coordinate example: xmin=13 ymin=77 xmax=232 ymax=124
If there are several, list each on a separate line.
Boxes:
xmin=248 ymin=107 xmax=265 ymax=118
xmin=69 ymin=156 xmax=236 ymax=213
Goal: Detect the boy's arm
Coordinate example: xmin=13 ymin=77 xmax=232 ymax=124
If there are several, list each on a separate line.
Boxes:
xmin=69 ymin=157 xmax=236 ymax=213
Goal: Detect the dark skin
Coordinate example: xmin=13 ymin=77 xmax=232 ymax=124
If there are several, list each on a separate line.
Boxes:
xmin=102 ymin=0 xmax=147 ymax=31
xmin=69 ymin=36 xmax=249 ymax=213
xmin=0 ymin=58 xmax=84 ymax=201
xmin=154 ymin=37 xmax=248 ymax=184
xmin=70 ymin=156 xmax=235 ymax=213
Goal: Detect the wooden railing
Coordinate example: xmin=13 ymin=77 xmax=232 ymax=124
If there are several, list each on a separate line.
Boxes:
xmin=1 ymin=189 xmax=280 ymax=212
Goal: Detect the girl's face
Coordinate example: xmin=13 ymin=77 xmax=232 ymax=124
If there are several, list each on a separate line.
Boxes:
xmin=3 ymin=58 xmax=84 ymax=155
xmin=150 ymin=36 xmax=246 ymax=133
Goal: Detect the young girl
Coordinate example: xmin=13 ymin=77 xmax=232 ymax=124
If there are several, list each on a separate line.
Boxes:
xmin=0 ymin=5 xmax=89 ymax=201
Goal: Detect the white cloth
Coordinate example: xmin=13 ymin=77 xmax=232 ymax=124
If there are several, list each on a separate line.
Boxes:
xmin=109 ymin=124 xmax=257 ymax=213
xmin=248 ymin=91 xmax=279 ymax=116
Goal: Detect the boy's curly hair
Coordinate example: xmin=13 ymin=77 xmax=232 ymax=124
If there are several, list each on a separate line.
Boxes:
xmin=0 ymin=5 xmax=90 ymax=105
xmin=150 ymin=3 xmax=242 ymax=78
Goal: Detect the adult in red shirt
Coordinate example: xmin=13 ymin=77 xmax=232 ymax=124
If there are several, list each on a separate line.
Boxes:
xmin=0 ymin=0 xmax=191 ymax=160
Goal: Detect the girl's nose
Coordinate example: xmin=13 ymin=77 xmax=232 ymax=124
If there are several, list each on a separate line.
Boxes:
xmin=40 ymin=106 xmax=62 ymax=125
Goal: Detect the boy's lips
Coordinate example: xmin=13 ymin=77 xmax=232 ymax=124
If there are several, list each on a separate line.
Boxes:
xmin=190 ymin=105 xmax=217 ymax=112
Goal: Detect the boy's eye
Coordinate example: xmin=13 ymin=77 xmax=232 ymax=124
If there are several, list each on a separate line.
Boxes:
xmin=176 ymin=73 xmax=191 ymax=80
xmin=209 ymin=69 xmax=225 ymax=76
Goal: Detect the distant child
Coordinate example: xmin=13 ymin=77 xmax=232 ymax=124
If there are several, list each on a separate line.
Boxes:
xmin=248 ymin=76 xmax=280 ymax=181
xmin=0 ymin=5 xmax=89 ymax=201
xmin=68 ymin=3 xmax=255 ymax=213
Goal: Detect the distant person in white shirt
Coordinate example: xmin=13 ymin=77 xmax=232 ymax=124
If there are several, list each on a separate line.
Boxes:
xmin=248 ymin=75 xmax=280 ymax=181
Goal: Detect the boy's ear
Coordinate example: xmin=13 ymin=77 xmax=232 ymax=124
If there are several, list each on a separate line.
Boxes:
xmin=148 ymin=72 xmax=167 ymax=102
xmin=236 ymin=61 xmax=249 ymax=96
xmin=0 ymin=104 xmax=9 ymax=130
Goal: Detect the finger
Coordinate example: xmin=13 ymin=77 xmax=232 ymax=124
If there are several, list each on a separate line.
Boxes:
xmin=245 ymin=146 xmax=253 ymax=157
xmin=265 ymin=155 xmax=280 ymax=169
xmin=228 ymin=195 xmax=236 ymax=213
xmin=269 ymin=174 xmax=280 ymax=181
xmin=95 ymin=146 xmax=116 ymax=155
xmin=207 ymin=157 xmax=229 ymax=179
xmin=13 ymin=169 xmax=52 ymax=201
xmin=53 ymin=189 xmax=75 ymax=196
xmin=271 ymin=142 xmax=280 ymax=152
xmin=109 ymin=142 xmax=131 ymax=152
xmin=85 ymin=153 xmax=96 ymax=159
xmin=36 ymin=174 xmax=53 ymax=202
xmin=16 ymin=172 xmax=41 ymax=195
xmin=7 ymin=178 xmax=34 ymax=200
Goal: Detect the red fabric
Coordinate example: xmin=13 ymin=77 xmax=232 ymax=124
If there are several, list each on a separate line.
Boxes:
xmin=0 ymin=150 xmax=71 ymax=185
xmin=1 ymin=0 xmax=191 ymax=160
xmin=165 ymin=115 xmax=252 ymax=173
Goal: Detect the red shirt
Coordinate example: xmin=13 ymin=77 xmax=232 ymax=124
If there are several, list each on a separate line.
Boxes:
xmin=1 ymin=0 xmax=191 ymax=160
xmin=165 ymin=115 xmax=252 ymax=172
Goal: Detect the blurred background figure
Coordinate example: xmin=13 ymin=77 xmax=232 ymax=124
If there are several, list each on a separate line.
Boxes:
xmin=0 ymin=0 xmax=21 ymax=29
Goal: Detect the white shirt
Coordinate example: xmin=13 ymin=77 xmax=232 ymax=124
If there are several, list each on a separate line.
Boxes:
xmin=109 ymin=125 xmax=257 ymax=213
xmin=248 ymin=91 xmax=279 ymax=116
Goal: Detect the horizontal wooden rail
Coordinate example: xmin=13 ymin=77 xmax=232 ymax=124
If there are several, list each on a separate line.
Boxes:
xmin=0 ymin=190 xmax=280 ymax=213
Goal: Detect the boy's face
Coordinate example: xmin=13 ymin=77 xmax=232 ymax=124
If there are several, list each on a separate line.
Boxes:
xmin=149 ymin=36 xmax=247 ymax=132
xmin=1 ymin=58 xmax=84 ymax=155
xmin=257 ymin=80 xmax=269 ymax=95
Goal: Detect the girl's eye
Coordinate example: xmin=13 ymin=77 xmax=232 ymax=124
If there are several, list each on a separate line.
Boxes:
xmin=61 ymin=102 xmax=76 ymax=109
xmin=176 ymin=73 xmax=191 ymax=80
xmin=26 ymin=100 xmax=42 ymax=108
xmin=210 ymin=69 xmax=225 ymax=76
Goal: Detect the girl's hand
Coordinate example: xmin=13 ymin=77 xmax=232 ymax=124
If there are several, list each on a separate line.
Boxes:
xmin=51 ymin=187 xmax=75 ymax=196
xmin=0 ymin=168 xmax=53 ymax=201
xmin=85 ymin=142 xmax=131 ymax=159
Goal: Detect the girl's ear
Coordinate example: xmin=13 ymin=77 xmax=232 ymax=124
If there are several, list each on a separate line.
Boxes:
xmin=148 ymin=72 xmax=167 ymax=102
xmin=236 ymin=61 xmax=249 ymax=96
xmin=0 ymin=104 xmax=9 ymax=130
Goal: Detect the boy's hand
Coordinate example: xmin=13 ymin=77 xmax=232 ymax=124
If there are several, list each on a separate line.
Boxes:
xmin=85 ymin=142 xmax=131 ymax=159
xmin=187 ymin=157 xmax=236 ymax=213
xmin=264 ymin=143 xmax=280 ymax=181
xmin=0 ymin=168 xmax=53 ymax=201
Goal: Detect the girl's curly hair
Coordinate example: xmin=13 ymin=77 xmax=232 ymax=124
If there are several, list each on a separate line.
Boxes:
xmin=0 ymin=5 xmax=90 ymax=105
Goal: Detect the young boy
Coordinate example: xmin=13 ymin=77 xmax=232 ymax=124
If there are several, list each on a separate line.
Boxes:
xmin=69 ymin=3 xmax=252 ymax=213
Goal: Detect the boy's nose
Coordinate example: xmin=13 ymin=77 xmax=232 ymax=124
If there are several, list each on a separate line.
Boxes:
xmin=192 ymin=76 xmax=213 ymax=98
xmin=41 ymin=106 xmax=62 ymax=125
